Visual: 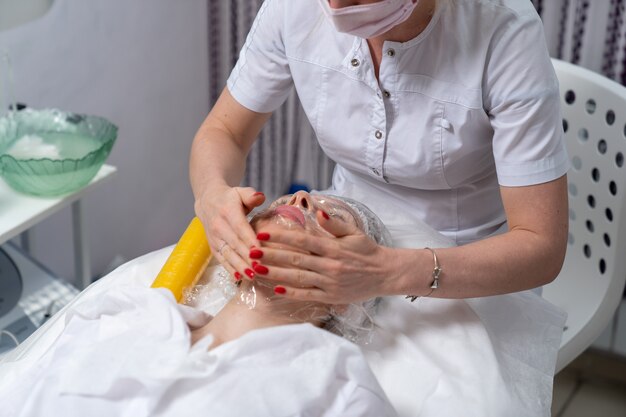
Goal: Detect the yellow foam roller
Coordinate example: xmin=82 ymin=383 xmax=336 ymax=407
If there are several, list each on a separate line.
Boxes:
xmin=152 ymin=217 xmax=212 ymax=302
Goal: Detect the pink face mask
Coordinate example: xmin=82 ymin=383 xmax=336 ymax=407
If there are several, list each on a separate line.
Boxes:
xmin=317 ymin=0 xmax=420 ymax=39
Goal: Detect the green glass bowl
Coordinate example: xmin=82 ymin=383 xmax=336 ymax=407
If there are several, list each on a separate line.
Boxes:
xmin=0 ymin=109 xmax=117 ymax=197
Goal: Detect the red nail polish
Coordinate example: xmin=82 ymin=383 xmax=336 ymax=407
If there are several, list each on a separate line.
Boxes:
xmin=253 ymin=192 xmax=265 ymax=197
xmin=252 ymin=261 xmax=258 ymax=268
xmin=321 ymin=210 xmax=330 ymax=220
xmin=250 ymin=249 xmax=264 ymax=259
xmin=274 ymin=286 xmax=286 ymax=295
xmin=257 ymin=232 xmax=270 ymax=241
xmin=234 ymin=271 xmax=242 ymax=281
xmin=253 ymin=264 xmax=269 ymax=275
xmin=244 ymin=268 xmax=255 ymax=279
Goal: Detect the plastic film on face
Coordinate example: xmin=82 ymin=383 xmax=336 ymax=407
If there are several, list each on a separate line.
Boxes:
xmin=185 ymin=193 xmax=392 ymax=344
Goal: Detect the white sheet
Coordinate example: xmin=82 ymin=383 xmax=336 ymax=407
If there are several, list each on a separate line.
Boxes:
xmin=0 ymin=240 xmax=566 ymax=417
xmin=0 ymin=283 xmax=394 ymax=417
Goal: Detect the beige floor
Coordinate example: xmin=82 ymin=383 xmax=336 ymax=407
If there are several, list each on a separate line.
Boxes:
xmin=552 ymin=349 xmax=626 ymax=417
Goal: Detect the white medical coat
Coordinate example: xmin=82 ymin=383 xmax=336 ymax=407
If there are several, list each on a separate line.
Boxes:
xmin=227 ymin=0 xmax=569 ymax=244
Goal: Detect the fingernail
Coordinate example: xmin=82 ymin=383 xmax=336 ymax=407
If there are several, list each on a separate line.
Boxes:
xmin=234 ymin=271 xmax=242 ymax=281
xmin=321 ymin=210 xmax=330 ymax=220
xmin=274 ymin=286 xmax=286 ymax=295
xmin=249 ymin=249 xmax=264 ymax=259
xmin=244 ymin=268 xmax=255 ymax=279
xmin=253 ymin=192 xmax=265 ymax=197
xmin=257 ymin=232 xmax=270 ymax=241
xmin=252 ymin=261 xmax=258 ymax=268
xmin=253 ymin=264 xmax=269 ymax=275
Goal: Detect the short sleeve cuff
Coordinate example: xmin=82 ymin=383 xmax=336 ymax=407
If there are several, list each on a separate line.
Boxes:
xmin=227 ymin=74 xmax=287 ymax=114
xmin=496 ymin=149 xmax=570 ymax=186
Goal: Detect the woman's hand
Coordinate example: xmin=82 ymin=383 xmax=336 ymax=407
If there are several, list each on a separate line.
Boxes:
xmin=190 ymin=87 xmax=274 ymax=279
xmin=252 ymin=211 xmax=397 ymax=304
xmin=195 ymin=186 xmax=266 ymax=280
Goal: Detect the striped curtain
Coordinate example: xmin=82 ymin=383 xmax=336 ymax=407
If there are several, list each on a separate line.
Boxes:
xmin=207 ymin=1 xmax=334 ymax=201
xmin=533 ymin=0 xmax=626 ymax=85
xmin=208 ymin=1 xmax=626 ymax=198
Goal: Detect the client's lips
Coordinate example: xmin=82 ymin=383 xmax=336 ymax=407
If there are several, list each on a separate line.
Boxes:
xmin=274 ymin=205 xmax=306 ymax=227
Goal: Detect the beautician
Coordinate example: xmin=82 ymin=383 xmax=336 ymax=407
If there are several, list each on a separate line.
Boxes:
xmin=190 ymin=0 xmax=569 ymax=303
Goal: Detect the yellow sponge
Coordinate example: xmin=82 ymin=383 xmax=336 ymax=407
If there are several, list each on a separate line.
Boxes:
xmin=151 ymin=217 xmax=212 ymax=302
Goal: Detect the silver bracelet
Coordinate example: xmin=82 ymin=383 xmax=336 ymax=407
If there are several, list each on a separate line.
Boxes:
xmin=406 ymin=247 xmax=442 ymax=302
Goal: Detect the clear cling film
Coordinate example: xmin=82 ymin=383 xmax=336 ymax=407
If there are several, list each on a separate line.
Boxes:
xmin=185 ymin=192 xmax=392 ymax=344
xmin=248 ymin=192 xmax=392 ymax=246
xmin=311 ymin=193 xmax=393 ymax=247
xmin=185 ymin=265 xmax=380 ymax=344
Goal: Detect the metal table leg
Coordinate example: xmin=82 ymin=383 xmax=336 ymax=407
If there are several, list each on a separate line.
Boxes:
xmin=20 ymin=229 xmax=31 ymax=253
xmin=72 ymin=200 xmax=91 ymax=289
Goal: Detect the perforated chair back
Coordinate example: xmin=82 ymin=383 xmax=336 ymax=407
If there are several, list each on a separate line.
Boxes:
xmin=543 ymin=59 xmax=626 ymax=373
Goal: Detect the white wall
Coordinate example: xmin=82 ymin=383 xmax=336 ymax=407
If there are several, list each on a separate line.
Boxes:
xmin=0 ymin=0 xmax=209 ymax=284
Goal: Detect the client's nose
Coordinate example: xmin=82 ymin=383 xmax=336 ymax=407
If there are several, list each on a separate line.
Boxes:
xmin=289 ymin=191 xmax=315 ymax=212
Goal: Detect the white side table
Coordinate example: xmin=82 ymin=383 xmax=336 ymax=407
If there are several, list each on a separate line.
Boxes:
xmin=0 ymin=164 xmax=117 ymax=289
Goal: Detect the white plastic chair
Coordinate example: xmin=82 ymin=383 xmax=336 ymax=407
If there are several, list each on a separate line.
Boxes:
xmin=543 ymin=59 xmax=626 ymax=373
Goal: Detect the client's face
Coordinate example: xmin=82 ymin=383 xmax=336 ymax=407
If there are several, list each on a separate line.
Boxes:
xmin=243 ymin=192 xmax=368 ymax=327
xmin=250 ymin=191 xmax=362 ymax=239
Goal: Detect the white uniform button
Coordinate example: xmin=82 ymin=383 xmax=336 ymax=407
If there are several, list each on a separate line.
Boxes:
xmin=441 ymin=118 xmax=451 ymax=129
xmin=375 ymin=130 xmax=383 ymax=140
xmin=371 ymin=168 xmax=380 ymax=176
xmin=386 ymin=48 xmax=396 ymax=57
xmin=351 ymin=58 xmax=360 ymax=67
xmin=383 ymin=90 xmax=391 ymax=98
